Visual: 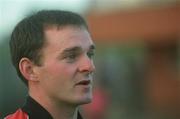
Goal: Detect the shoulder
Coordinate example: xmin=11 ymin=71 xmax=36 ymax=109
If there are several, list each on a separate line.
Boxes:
xmin=4 ymin=109 xmax=29 ymax=119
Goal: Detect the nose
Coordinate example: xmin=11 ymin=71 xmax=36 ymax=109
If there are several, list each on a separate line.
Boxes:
xmin=78 ymin=56 xmax=95 ymax=73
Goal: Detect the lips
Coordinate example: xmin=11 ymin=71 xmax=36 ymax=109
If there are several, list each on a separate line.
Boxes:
xmin=76 ymin=80 xmax=91 ymax=85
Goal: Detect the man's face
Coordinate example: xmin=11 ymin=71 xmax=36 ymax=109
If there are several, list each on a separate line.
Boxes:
xmin=35 ymin=26 xmax=95 ymax=106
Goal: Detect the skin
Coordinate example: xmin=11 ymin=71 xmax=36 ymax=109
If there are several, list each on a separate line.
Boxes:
xmin=19 ymin=26 xmax=95 ymax=119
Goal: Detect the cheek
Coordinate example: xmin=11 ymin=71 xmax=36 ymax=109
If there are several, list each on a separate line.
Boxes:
xmin=43 ymin=63 xmax=78 ymax=94
xmin=45 ymin=63 xmax=77 ymax=81
xmin=39 ymin=64 xmax=72 ymax=92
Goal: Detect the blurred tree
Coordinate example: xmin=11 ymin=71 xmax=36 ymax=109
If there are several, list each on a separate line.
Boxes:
xmin=0 ymin=37 xmax=27 ymax=118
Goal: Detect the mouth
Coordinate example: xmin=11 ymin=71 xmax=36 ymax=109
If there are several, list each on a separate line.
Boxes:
xmin=76 ymin=80 xmax=91 ymax=86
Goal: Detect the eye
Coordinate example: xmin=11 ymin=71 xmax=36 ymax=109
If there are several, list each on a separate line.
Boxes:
xmin=67 ymin=54 xmax=76 ymax=60
xmin=65 ymin=53 xmax=79 ymax=63
xmin=69 ymin=54 xmax=76 ymax=58
xmin=87 ymin=51 xmax=95 ymax=59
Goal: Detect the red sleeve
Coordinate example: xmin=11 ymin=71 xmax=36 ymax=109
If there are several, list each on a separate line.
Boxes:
xmin=4 ymin=109 xmax=29 ymax=119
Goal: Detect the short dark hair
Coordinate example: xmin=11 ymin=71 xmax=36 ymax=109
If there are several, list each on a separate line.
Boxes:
xmin=10 ymin=10 xmax=88 ymax=85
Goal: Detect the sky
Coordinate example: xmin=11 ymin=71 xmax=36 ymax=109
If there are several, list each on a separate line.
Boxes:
xmin=0 ymin=0 xmax=177 ymax=43
xmin=0 ymin=0 xmax=91 ymax=43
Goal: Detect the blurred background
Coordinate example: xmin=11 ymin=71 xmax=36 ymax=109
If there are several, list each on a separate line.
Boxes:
xmin=0 ymin=0 xmax=180 ymax=119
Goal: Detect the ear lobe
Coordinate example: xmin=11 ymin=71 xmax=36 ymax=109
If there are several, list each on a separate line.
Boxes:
xmin=19 ymin=58 xmax=38 ymax=81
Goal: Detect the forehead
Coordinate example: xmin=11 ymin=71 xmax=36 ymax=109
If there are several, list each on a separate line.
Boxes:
xmin=43 ymin=26 xmax=94 ymax=51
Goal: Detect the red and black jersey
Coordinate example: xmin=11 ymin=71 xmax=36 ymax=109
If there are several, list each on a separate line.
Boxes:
xmin=4 ymin=96 xmax=83 ymax=119
xmin=4 ymin=109 xmax=28 ymax=119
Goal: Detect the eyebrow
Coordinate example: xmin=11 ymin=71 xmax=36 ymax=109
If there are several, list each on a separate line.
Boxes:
xmin=62 ymin=44 xmax=95 ymax=54
xmin=89 ymin=44 xmax=95 ymax=50
xmin=62 ymin=47 xmax=81 ymax=55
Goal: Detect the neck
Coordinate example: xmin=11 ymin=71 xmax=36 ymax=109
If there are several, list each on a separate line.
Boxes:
xmin=49 ymin=104 xmax=78 ymax=119
xmin=29 ymin=87 xmax=78 ymax=119
xmin=50 ymin=103 xmax=78 ymax=119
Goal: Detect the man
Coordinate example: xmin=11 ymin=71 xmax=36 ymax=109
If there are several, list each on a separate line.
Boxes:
xmin=5 ymin=10 xmax=95 ymax=119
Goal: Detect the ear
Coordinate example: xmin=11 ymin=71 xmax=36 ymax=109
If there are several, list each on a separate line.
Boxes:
xmin=19 ymin=58 xmax=38 ymax=82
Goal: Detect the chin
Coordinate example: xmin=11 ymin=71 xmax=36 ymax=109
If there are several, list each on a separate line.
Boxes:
xmin=77 ymin=95 xmax=93 ymax=105
xmin=83 ymin=97 xmax=92 ymax=104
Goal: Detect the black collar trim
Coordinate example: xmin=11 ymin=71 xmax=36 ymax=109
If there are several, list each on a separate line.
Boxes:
xmin=22 ymin=96 xmax=53 ymax=119
xmin=22 ymin=96 xmax=83 ymax=119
